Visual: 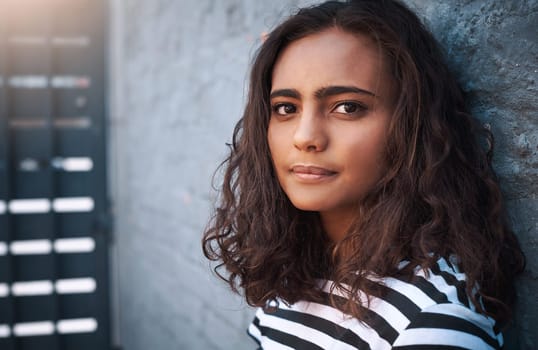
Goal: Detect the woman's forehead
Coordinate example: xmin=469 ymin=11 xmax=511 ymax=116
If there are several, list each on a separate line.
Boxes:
xmin=271 ymin=28 xmax=391 ymax=99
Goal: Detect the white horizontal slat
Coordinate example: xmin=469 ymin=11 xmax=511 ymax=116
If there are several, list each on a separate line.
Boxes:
xmin=0 ymin=237 xmax=95 ymax=256
xmin=60 ymin=157 xmax=93 ymax=171
xmin=8 ymin=118 xmax=92 ymax=130
xmin=13 ymin=321 xmax=54 ymax=337
xmin=56 ymin=278 xmax=96 ymax=294
xmin=9 ymin=119 xmax=48 ymax=129
xmin=0 ymin=324 xmax=10 ymax=338
xmin=0 ymin=242 xmax=7 ymax=255
xmin=9 ymin=75 xmax=48 ymax=88
xmin=19 ymin=158 xmax=40 ymax=171
xmin=54 ymin=117 xmax=92 ymax=129
xmin=51 ymin=157 xmax=93 ymax=171
xmin=51 ymin=36 xmax=90 ymax=47
xmin=12 ymin=281 xmax=54 ymax=296
xmin=9 ymin=199 xmax=50 ymax=214
xmin=50 ymin=75 xmax=90 ymax=89
xmin=63 ymin=157 xmax=93 ymax=171
xmin=11 ymin=240 xmax=52 ymax=255
xmin=0 ymin=318 xmax=98 ymax=338
xmin=1 ymin=278 xmax=97 ymax=298
xmin=54 ymin=237 xmax=95 ymax=253
xmin=52 ymin=197 xmax=94 ymax=213
xmin=0 ymin=284 xmax=9 ymax=297
xmin=3 ymin=198 xmax=95 ymax=214
xmin=57 ymin=318 xmax=97 ymax=334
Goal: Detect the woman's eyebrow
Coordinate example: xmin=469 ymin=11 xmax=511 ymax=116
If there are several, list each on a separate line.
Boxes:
xmin=270 ymin=85 xmax=376 ymax=100
xmin=270 ymin=88 xmax=301 ymax=99
xmin=315 ymin=85 xmax=376 ymax=98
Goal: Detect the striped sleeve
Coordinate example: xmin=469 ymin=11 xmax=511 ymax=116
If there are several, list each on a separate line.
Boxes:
xmin=247 ymin=304 xmax=369 ymax=350
xmin=391 ymin=303 xmax=501 ymax=350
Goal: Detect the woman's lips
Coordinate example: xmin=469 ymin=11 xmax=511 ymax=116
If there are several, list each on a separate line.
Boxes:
xmin=290 ymin=165 xmax=337 ymax=181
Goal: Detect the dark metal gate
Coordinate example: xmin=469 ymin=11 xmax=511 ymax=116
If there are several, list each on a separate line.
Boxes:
xmin=0 ymin=0 xmax=110 ymax=349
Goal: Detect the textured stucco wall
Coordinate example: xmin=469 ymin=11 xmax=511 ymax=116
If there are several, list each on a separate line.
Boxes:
xmin=108 ymin=0 xmax=537 ymax=349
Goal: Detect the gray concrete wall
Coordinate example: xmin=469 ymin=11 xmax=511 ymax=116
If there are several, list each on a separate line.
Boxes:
xmin=108 ymin=0 xmax=537 ymax=349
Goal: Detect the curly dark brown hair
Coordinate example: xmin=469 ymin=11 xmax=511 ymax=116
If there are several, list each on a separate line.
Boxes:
xmin=202 ymin=0 xmax=525 ymax=328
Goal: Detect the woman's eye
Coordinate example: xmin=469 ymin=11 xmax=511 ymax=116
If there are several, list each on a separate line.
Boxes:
xmin=273 ymin=103 xmax=297 ymax=115
xmin=333 ymin=102 xmax=366 ymax=115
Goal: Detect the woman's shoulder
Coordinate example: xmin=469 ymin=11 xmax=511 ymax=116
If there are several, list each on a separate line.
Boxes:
xmin=378 ymin=256 xmax=503 ymax=349
xmin=383 ymin=256 xmax=473 ymax=311
xmin=248 ymin=257 xmax=503 ymax=349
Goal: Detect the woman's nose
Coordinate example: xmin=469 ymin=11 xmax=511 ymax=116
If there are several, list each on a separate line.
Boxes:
xmin=293 ymin=109 xmax=328 ymax=152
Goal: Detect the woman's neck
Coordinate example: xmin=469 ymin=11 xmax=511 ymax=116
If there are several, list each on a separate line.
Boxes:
xmin=320 ymin=208 xmax=357 ymax=242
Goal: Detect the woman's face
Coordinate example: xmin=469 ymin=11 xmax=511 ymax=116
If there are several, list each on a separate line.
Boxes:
xmin=267 ymin=28 xmax=395 ymax=240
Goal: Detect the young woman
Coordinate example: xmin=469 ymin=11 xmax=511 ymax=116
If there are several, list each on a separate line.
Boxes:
xmin=202 ymin=0 xmax=525 ymax=349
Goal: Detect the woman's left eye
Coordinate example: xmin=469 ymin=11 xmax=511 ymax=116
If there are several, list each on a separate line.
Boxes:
xmin=332 ymin=102 xmax=366 ymax=115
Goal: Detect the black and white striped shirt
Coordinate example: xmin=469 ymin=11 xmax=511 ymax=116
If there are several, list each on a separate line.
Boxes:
xmin=247 ymin=257 xmax=502 ymax=349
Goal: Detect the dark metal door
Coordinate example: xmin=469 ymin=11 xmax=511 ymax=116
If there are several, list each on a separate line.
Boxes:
xmin=0 ymin=0 xmax=110 ymax=349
